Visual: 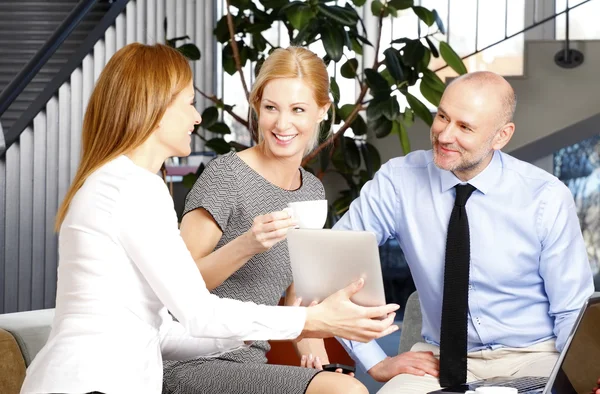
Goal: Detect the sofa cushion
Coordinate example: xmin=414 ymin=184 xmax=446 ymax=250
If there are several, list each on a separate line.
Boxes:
xmin=0 ymin=328 xmax=26 ymax=394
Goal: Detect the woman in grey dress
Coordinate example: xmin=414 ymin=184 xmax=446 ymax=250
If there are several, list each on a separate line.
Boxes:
xmin=162 ymin=47 xmax=371 ymax=394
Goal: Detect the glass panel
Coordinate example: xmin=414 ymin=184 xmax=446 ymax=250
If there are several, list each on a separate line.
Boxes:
xmin=556 ymin=0 xmax=600 ymax=40
xmin=553 ymin=134 xmax=600 ymax=278
xmin=391 ymin=0 xmax=524 ymax=111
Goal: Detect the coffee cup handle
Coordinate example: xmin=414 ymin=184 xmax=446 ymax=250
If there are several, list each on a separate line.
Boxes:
xmin=283 ymin=207 xmax=294 ymax=219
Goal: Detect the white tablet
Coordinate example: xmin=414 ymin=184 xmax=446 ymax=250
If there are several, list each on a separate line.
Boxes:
xmin=286 ymin=229 xmax=386 ymax=307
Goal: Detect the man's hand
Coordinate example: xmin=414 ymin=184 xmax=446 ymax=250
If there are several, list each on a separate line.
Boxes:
xmin=368 ymin=351 xmax=440 ymax=383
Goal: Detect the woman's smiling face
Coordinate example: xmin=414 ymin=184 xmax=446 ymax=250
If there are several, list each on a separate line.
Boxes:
xmin=258 ymin=77 xmax=328 ymax=160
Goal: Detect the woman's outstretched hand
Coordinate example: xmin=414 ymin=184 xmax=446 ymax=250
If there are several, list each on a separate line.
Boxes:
xmin=302 ymin=278 xmax=399 ymax=342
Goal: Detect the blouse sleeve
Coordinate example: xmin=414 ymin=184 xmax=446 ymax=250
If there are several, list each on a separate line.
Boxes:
xmin=158 ymin=308 xmax=247 ymax=360
xmin=114 ymin=173 xmax=306 ymax=342
xmin=183 ymin=157 xmax=237 ymax=232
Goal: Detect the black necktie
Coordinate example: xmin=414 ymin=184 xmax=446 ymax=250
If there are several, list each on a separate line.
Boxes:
xmin=439 ymin=183 xmax=477 ymax=387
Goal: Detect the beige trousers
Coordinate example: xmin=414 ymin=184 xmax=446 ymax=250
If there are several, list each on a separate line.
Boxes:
xmin=377 ymin=340 xmax=559 ymax=394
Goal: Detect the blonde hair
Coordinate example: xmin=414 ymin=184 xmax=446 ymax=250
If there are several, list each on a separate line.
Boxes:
xmin=248 ymin=47 xmax=333 ymax=154
xmin=55 ymin=43 xmax=192 ymax=231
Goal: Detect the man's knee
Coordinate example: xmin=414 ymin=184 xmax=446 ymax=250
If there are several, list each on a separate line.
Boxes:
xmin=377 ymin=373 xmax=441 ymax=394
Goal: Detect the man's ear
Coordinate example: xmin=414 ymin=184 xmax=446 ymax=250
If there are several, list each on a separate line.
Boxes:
xmin=492 ymin=122 xmax=515 ymax=151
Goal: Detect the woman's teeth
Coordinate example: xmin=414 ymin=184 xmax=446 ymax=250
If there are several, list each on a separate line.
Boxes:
xmin=274 ymin=134 xmax=296 ymax=141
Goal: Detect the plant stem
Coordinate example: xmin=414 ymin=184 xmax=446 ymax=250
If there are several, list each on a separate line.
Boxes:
xmin=302 ymin=10 xmax=385 ymax=167
xmin=195 ymin=87 xmax=250 ymax=129
xmin=225 ymin=0 xmax=250 ymax=100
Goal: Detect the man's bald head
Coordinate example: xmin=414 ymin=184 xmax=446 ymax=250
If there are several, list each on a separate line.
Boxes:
xmin=446 ymin=71 xmax=517 ymax=127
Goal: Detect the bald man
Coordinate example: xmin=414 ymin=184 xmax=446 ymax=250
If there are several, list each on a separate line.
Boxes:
xmin=332 ymin=71 xmax=594 ymax=393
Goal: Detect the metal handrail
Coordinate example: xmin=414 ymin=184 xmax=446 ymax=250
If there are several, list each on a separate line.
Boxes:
xmin=0 ymin=0 xmax=99 ymax=119
xmin=0 ymin=0 xmax=130 ymax=157
xmin=433 ymin=0 xmax=594 ymax=73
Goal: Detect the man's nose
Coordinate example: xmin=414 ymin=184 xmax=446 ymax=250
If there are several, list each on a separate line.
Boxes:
xmin=437 ymin=124 xmax=456 ymax=143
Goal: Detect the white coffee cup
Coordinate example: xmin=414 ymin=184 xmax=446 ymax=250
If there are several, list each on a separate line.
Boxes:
xmin=465 ymin=387 xmax=518 ymax=394
xmin=284 ymin=200 xmax=328 ymax=229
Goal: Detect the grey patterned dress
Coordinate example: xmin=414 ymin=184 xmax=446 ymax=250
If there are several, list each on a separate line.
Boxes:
xmin=162 ymin=152 xmax=326 ymax=394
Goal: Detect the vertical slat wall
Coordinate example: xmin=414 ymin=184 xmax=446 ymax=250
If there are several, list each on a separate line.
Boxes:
xmin=0 ymin=0 xmax=216 ymax=314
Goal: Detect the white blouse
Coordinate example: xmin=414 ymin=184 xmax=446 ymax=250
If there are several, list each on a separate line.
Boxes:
xmin=20 ymin=155 xmax=306 ymax=394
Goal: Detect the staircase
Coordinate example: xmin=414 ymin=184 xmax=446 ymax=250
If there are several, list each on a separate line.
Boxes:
xmin=0 ymin=0 xmax=216 ymax=314
xmin=0 ymin=0 xmax=111 ymax=131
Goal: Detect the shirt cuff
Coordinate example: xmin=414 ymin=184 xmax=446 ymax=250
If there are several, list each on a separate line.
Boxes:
xmin=336 ymin=338 xmax=388 ymax=372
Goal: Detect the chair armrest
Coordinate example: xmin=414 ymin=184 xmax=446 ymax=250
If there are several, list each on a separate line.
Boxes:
xmin=0 ymin=309 xmax=55 ymax=366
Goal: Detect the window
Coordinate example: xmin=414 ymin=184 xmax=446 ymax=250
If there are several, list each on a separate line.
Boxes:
xmin=554 ymin=134 xmax=600 ymax=276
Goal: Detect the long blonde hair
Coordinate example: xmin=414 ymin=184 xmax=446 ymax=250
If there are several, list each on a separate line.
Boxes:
xmin=55 ymin=43 xmax=192 ymax=231
xmin=248 ymin=47 xmax=333 ymax=153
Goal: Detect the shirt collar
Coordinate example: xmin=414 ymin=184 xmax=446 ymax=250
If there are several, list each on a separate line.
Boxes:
xmin=439 ymin=150 xmax=502 ymax=195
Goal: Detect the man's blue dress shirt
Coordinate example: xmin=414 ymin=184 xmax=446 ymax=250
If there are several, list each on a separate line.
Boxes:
xmin=334 ymin=150 xmax=594 ymax=371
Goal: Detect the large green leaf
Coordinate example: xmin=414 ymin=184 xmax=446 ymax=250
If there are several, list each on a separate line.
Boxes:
xmin=320 ymin=24 xmax=345 ymax=62
xmin=364 ymin=69 xmax=391 ymax=97
xmin=341 ymin=58 xmax=359 ymax=79
xmin=403 ymin=91 xmax=433 ymax=126
xmin=286 ymin=4 xmax=314 ymax=30
xmin=338 ymin=104 xmax=357 ymax=121
xmin=332 ymin=137 xmax=361 ymax=172
xmin=420 ymin=78 xmax=442 ymax=107
xmin=367 ymin=96 xmax=400 ymax=121
xmin=246 ymin=23 xmax=273 ymax=34
xmin=350 ymin=37 xmax=363 ymax=55
xmin=396 ymin=120 xmax=411 ymax=154
xmin=177 ymin=44 xmax=201 ymax=61
xmin=425 ymin=36 xmax=439 ymax=58
xmin=383 ymin=48 xmax=403 ymax=82
xmin=440 ymin=41 xmax=468 ymax=75
xmin=350 ymin=114 xmax=367 ymax=136
xmin=330 ymin=77 xmax=340 ymax=104
xmin=205 ymin=138 xmax=232 ymax=154
xmin=369 ymin=116 xmax=393 ymax=138
xmin=402 ymin=40 xmax=426 ymax=66
xmin=371 ymin=0 xmax=384 ymax=16
xmin=412 ymin=6 xmax=435 ymax=26
xmin=418 ymin=47 xmax=431 ymax=72
xmin=364 ymin=142 xmax=382 ymax=174
xmin=201 ymin=107 xmax=219 ymax=129
xmin=352 ymin=0 xmax=367 ymax=6
xmin=318 ymin=5 xmax=358 ymax=26
xmin=422 ymin=69 xmax=446 ymax=93
xmin=252 ymin=33 xmax=267 ymax=52
xmin=214 ymin=16 xmax=230 ymax=43
xmin=230 ymin=0 xmax=251 ymax=8
xmin=432 ymin=9 xmax=446 ymax=34
xmin=403 ymin=108 xmax=415 ymax=128
xmin=222 ymin=44 xmax=236 ymax=75
xmin=388 ymin=0 xmax=414 ymax=9
xmin=207 ymin=122 xmax=231 ymax=135
xmin=260 ymin=0 xmax=290 ymax=8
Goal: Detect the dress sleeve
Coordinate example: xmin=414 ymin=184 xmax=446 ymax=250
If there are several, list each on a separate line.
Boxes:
xmin=114 ymin=173 xmax=306 ymax=342
xmin=183 ymin=157 xmax=237 ymax=232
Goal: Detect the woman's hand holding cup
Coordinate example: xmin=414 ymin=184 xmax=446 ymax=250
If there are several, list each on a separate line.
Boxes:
xmin=302 ymin=278 xmax=400 ymax=342
xmin=244 ymin=211 xmax=297 ymax=254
